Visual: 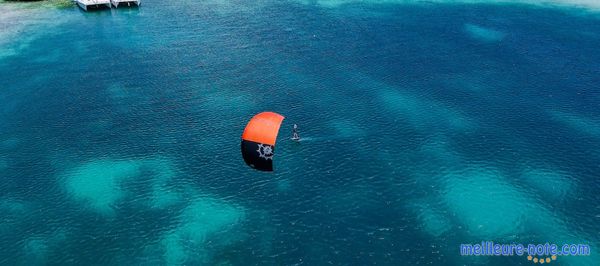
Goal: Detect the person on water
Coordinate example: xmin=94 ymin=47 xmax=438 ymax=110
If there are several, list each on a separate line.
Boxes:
xmin=292 ymin=124 xmax=300 ymax=141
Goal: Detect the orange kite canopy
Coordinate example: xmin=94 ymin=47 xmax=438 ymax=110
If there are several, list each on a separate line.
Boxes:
xmin=241 ymin=112 xmax=285 ymax=146
xmin=241 ymin=112 xmax=285 ymax=172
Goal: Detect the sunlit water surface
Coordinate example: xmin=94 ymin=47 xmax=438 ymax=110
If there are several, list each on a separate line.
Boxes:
xmin=0 ymin=0 xmax=599 ymax=265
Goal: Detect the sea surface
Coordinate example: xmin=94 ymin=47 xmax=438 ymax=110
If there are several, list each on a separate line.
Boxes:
xmin=0 ymin=0 xmax=599 ymax=265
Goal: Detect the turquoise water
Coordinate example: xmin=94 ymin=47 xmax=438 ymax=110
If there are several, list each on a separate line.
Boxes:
xmin=1 ymin=0 xmax=599 ymax=265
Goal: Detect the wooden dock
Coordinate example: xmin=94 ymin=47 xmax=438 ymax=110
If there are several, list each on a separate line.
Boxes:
xmin=76 ymin=0 xmax=140 ymax=11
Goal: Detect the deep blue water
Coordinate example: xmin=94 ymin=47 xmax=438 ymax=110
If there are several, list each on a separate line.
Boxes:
xmin=0 ymin=0 xmax=599 ymax=265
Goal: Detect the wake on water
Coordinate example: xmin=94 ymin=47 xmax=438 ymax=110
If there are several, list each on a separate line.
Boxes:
xmin=289 ymin=135 xmax=361 ymax=142
xmin=291 ymin=136 xmax=314 ymax=142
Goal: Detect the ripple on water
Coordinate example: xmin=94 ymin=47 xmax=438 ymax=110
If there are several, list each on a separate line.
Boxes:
xmin=146 ymin=195 xmax=246 ymax=265
xmin=0 ymin=4 xmax=72 ymax=61
xmin=549 ymin=110 xmax=600 ymax=138
xmin=62 ymin=159 xmax=142 ymax=216
xmin=464 ymin=23 xmax=506 ymax=43
xmin=378 ymin=88 xmax=475 ymax=132
xmin=442 ymin=167 xmax=527 ymax=239
xmin=19 ymin=230 xmax=68 ymax=265
xmin=294 ymin=0 xmax=600 ymax=11
xmin=410 ymin=200 xmax=452 ymax=238
xmin=60 ymin=157 xmax=184 ymax=216
xmin=519 ymin=164 xmax=577 ymax=202
xmin=439 ymin=166 xmax=599 ymax=265
xmin=1 ymin=1 xmax=600 ymax=265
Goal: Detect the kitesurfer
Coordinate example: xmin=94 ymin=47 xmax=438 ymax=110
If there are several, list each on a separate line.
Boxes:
xmin=292 ymin=124 xmax=300 ymax=141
